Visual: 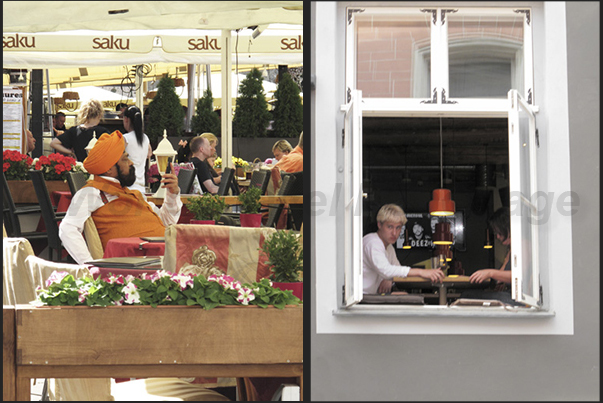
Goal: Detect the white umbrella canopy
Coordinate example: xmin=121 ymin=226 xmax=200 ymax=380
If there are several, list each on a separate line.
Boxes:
xmin=2 ymin=1 xmax=303 ymax=33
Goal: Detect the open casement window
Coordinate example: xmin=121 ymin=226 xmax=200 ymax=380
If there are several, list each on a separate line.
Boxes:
xmin=340 ymin=89 xmax=364 ymax=307
xmin=507 ymin=89 xmax=541 ymax=308
xmin=346 ymin=6 xmax=533 ymax=116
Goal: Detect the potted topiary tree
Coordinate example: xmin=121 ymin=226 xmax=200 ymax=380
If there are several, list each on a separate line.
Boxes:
xmin=260 ymin=229 xmax=303 ymax=300
xmin=191 ymin=89 xmax=221 ymax=136
xmin=270 ymin=72 xmax=303 ymax=138
xmin=232 ymin=68 xmax=272 ymax=138
xmin=146 ymin=75 xmax=185 ymax=147
xmin=238 ymin=185 xmax=262 ymax=227
xmin=186 ymin=193 xmax=227 ymax=225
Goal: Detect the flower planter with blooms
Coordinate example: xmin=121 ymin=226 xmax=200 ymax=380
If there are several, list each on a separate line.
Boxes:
xmin=232 ymin=156 xmax=249 ymax=178
xmin=34 ymin=270 xmax=301 ymax=309
xmin=3 ymin=149 xmax=33 ymax=180
xmin=186 ymin=193 xmax=228 ymax=224
xmin=238 ymin=185 xmax=263 ymax=227
xmin=4 ymin=150 xmax=86 ymax=203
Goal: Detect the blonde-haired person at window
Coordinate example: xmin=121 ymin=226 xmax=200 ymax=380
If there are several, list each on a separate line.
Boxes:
xmin=363 ymin=203 xmax=444 ymax=295
xmin=50 ymin=98 xmax=109 ymax=162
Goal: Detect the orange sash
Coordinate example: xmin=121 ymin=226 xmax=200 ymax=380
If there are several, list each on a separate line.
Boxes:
xmin=84 ymin=176 xmax=165 ymax=249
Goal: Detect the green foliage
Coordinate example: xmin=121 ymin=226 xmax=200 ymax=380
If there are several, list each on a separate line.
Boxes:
xmin=271 ymin=72 xmax=303 ymax=138
xmin=186 ymin=193 xmax=227 ymax=221
xmin=232 ymin=68 xmax=272 ymax=138
xmin=191 ymin=89 xmax=221 ymax=136
xmin=261 ymin=230 xmax=303 ymax=283
xmin=238 ymin=185 xmax=262 ymax=214
xmin=36 ymin=271 xmax=301 ymax=309
xmin=147 ymin=76 xmax=185 ymax=144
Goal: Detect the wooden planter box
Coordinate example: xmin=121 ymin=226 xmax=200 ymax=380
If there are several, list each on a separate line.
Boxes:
xmin=6 ymin=179 xmax=70 ymax=204
xmin=4 ymin=304 xmax=303 ymax=401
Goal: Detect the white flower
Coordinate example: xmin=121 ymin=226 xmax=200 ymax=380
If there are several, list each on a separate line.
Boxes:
xmin=123 ymin=282 xmax=141 ymax=304
xmin=237 ymin=287 xmax=255 ymax=305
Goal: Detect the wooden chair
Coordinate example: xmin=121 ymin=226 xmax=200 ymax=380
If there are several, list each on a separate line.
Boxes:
xmin=65 ymin=171 xmax=88 ymax=195
xmin=2 ymin=172 xmax=47 ymax=241
xmin=28 ymin=170 xmax=69 ymax=262
xmin=177 ymin=167 xmax=197 ymax=194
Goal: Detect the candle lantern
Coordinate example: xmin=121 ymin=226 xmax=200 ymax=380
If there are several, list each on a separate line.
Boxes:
xmin=152 ymin=130 xmax=177 ymax=198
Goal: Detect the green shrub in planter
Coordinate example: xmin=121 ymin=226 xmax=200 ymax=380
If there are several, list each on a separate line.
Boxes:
xmin=238 ymin=185 xmax=262 ymax=214
xmin=187 ymin=193 xmax=227 ymax=222
xmin=261 ymin=230 xmax=303 ymax=283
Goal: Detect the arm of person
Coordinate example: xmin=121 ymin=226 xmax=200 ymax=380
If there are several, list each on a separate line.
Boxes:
xmin=151 ymin=170 xmax=182 ymax=225
xmin=407 ymin=267 xmax=445 ymax=283
xmin=203 ymin=178 xmax=219 ymax=194
xmin=212 ymin=173 xmax=222 ymax=184
xmin=364 ymin=240 xmax=410 ymax=279
xmin=58 ymin=187 xmax=105 ymax=265
xmin=50 ymin=137 xmax=76 ymax=158
xmin=147 ymin=143 xmax=153 ymax=159
xmin=469 ymin=268 xmax=512 ymax=284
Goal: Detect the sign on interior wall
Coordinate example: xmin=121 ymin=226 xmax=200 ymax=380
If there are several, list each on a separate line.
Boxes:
xmin=397 ymin=211 xmax=466 ymax=250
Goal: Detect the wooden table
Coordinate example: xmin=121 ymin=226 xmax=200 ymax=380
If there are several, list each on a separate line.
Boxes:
xmin=393 ymin=275 xmax=488 ymax=305
xmin=3 ymin=304 xmax=303 ymax=401
xmin=147 ymin=195 xmax=303 ymax=206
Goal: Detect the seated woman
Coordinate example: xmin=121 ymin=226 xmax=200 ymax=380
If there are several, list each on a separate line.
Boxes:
xmin=462 ymin=208 xmax=524 ymax=306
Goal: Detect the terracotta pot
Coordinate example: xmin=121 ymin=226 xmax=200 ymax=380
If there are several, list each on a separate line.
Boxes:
xmin=240 ymin=213 xmax=262 ymax=228
xmin=190 ymin=219 xmax=215 ymax=225
xmin=272 ymin=281 xmax=303 ymax=301
xmin=236 ymin=166 xmax=245 ymax=178
xmin=6 ymin=179 xmax=70 ymax=204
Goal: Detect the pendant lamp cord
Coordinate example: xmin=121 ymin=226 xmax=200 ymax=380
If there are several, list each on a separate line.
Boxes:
xmin=439 ymin=117 xmax=443 ymax=189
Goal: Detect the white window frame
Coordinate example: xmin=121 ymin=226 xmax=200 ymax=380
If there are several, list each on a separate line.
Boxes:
xmin=347 ymin=6 xmax=534 ymax=117
xmin=340 ymin=5 xmax=543 ymax=311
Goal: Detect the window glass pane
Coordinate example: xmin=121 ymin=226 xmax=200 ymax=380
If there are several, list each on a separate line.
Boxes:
xmin=447 ymin=12 xmax=524 ymax=98
xmin=356 ymin=12 xmax=431 ymax=98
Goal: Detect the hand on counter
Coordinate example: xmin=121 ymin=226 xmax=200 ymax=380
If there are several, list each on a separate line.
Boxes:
xmin=377 ymin=279 xmax=393 ymax=294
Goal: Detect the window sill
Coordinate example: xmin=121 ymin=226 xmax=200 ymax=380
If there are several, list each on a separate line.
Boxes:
xmin=333 ymin=304 xmax=555 ymax=318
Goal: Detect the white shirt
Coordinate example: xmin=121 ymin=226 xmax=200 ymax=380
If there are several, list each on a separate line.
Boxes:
xmin=363 ymin=232 xmax=411 ymax=294
xmin=123 ymin=130 xmax=150 ymax=194
xmin=59 ymin=176 xmax=182 ymax=264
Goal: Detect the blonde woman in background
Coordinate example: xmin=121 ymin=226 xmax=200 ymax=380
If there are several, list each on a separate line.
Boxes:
xmin=272 ymin=139 xmax=293 ymax=161
xmin=50 ymin=99 xmax=109 ymax=161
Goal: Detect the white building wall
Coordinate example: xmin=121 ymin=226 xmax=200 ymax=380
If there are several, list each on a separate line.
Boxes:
xmin=311 ymin=1 xmax=599 ymax=400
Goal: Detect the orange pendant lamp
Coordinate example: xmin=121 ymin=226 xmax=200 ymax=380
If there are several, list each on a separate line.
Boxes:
xmin=429 ymin=118 xmax=456 ymax=217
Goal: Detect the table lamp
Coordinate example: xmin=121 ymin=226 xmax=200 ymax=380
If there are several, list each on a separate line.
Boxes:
xmin=152 ymin=130 xmax=177 ymax=198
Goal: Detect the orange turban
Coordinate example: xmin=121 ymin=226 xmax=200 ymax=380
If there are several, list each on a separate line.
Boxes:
xmin=83 ymin=130 xmax=125 ymax=175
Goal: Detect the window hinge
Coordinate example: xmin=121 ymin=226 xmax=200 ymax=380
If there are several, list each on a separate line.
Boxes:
xmin=535 ymin=128 xmax=540 ymax=148
xmin=342 ymin=128 xmax=345 ymax=148
xmin=420 ymin=9 xmax=437 ymax=25
xmin=539 ymin=284 xmax=543 ymax=305
xmin=348 ymin=8 xmax=365 ymax=25
xmin=342 ymin=285 xmax=346 ymax=305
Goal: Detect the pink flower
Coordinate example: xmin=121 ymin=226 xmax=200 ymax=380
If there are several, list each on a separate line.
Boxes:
xmin=104 ymin=274 xmax=124 ymax=285
xmin=78 ymin=289 xmax=89 ymax=303
xmin=45 ymin=271 xmax=70 ymax=287
xmin=113 ymin=297 xmax=124 ymax=306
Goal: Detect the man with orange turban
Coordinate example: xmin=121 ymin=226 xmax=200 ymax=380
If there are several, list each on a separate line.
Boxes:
xmin=59 ymin=130 xmax=182 ymax=264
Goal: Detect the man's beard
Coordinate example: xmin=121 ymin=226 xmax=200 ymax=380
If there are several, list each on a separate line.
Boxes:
xmin=116 ymin=165 xmax=136 ymax=187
